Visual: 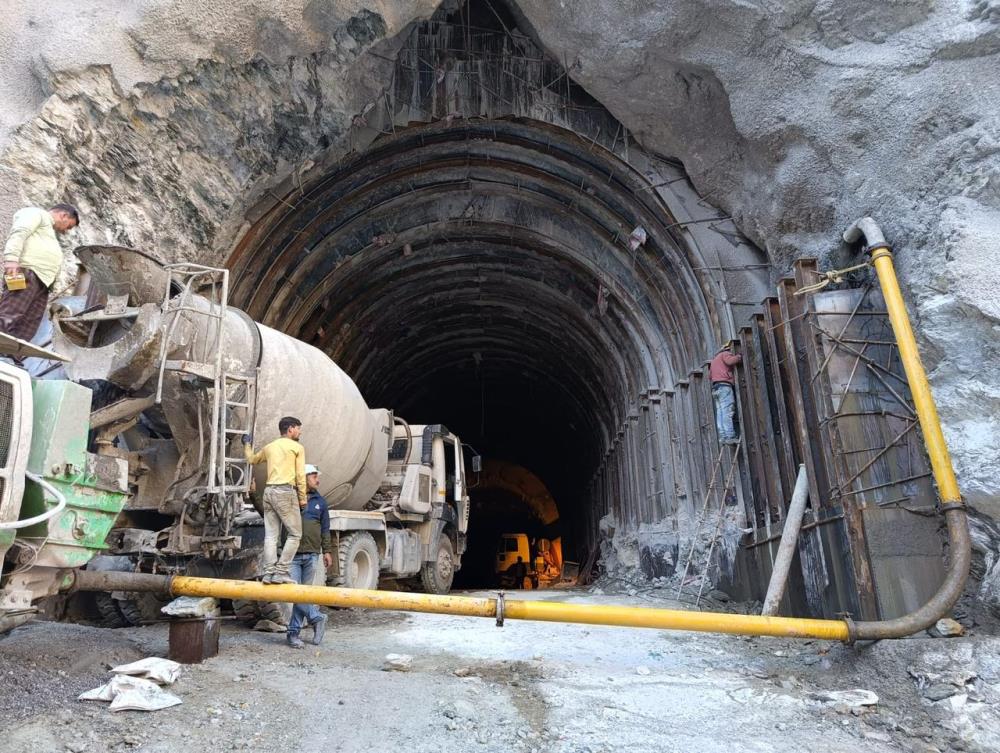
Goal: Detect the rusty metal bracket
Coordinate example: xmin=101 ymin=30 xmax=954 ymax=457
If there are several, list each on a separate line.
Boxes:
xmin=841 ymin=614 xmax=858 ymax=644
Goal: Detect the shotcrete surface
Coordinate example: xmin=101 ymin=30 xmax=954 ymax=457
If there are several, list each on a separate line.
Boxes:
xmin=2 ymin=589 xmax=998 ymax=753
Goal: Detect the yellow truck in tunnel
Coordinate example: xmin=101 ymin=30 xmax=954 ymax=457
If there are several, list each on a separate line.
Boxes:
xmin=495 ymin=533 xmax=563 ymax=589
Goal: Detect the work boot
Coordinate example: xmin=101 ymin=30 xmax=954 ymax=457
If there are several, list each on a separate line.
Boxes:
xmin=310 ymin=614 xmax=327 ymax=646
xmin=269 ymin=573 xmax=296 ymax=585
xmin=287 ymin=634 xmax=305 ymax=649
xmin=261 ymin=572 xmax=275 ymax=584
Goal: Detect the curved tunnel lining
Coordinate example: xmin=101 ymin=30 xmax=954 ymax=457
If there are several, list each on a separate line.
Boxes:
xmin=227 ymin=118 xmax=759 ymax=561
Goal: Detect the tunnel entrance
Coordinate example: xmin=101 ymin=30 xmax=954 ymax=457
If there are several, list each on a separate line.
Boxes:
xmin=229 ymin=115 xmax=754 ymax=567
xmin=457 ymin=460 xmax=561 ymax=588
xmin=227 ymin=0 xmax=769 ymax=590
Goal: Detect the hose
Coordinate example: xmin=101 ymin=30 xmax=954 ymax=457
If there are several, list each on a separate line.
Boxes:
xmin=393 ymin=415 xmax=412 ymax=462
xmin=0 ymin=471 xmax=67 ymax=530
xmin=841 ymin=217 xmax=970 ymax=641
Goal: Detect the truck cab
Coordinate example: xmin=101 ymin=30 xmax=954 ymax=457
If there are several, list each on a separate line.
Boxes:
xmin=332 ymin=421 xmax=479 ymax=594
xmin=0 ymin=335 xmax=130 ymax=633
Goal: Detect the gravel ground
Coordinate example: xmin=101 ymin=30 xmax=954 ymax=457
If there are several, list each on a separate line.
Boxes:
xmin=2 ymin=588 xmax=998 ymax=753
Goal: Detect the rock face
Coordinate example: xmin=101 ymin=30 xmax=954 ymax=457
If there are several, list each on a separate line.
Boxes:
xmin=0 ymin=2 xmax=997 ymax=576
xmin=0 ymin=1 xmax=441 ymax=272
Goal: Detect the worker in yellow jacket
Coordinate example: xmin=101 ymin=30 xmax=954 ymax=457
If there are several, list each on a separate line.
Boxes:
xmin=1 ymin=204 xmax=79 ymax=343
xmin=244 ymin=416 xmax=307 ymax=584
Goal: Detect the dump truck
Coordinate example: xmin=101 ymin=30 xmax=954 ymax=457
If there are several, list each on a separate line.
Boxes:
xmin=0 ymin=247 xmax=478 ymax=630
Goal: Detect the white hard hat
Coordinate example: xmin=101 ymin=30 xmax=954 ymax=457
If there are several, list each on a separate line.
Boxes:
xmin=305 ymin=464 xmax=321 ymax=475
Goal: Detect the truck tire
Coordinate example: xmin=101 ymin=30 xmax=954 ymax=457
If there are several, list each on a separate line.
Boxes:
xmin=118 ymin=593 xmax=168 ymax=626
xmin=333 ymin=532 xmax=379 ymax=590
xmin=95 ymin=593 xmax=129 ymax=628
xmin=420 ymin=535 xmax=455 ymax=595
xmin=232 ymin=599 xmax=290 ymax=628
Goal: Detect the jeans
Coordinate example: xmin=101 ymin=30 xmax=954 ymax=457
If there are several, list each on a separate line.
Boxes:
xmin=712 ymin=382 xmax=737 ymax=443
xmin=262 ymin=485 xmax=301 ymax=576
xmin=287 ymin=552 xmax=323 ymax=637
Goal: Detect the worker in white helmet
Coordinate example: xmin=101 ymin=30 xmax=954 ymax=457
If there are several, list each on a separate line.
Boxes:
xmin=285 ymin=463 xmax=331 ymax=649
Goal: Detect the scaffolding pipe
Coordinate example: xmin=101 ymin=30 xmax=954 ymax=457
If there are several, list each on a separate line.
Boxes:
xmin=64 ymin=220 xmax=968 ymax=644
xmin=761 ymin=464 xmax=809 ymax=616
xmin=843 ymin=217 xmax=970 ymax=641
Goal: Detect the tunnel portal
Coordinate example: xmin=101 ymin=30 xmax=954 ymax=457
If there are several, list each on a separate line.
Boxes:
xmin=227 ymin=2 xmax=769 ymax=584
xmin=228 ymin=113 xmax=765 ymax=568
xmin=223 ymin=2 xmax=942 ymax=621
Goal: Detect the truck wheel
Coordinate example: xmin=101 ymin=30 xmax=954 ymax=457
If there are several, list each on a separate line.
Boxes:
xmin=118 ymin=593 xmax=169 ymax=626
xmin=232 ymin=599 xmax=290 ymax=627
xmin=334 ymin=532 xmax=379 ymax=590
xmin=420 ymin=536 xmax=455 ymax=595
xmin=95 ymin=593 xmax=129 ymax=629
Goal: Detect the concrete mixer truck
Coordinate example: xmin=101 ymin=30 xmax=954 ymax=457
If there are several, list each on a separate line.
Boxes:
xmin=0 ymin=246 xmax=478 ymax=630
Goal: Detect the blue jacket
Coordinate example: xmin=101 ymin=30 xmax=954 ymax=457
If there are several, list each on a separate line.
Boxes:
xmin=298 ymin=489 xmax=331 ymax=554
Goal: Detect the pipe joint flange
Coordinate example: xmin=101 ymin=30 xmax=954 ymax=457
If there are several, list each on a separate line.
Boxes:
xmin=939 ymin=501 xmax=966 ymax=513
xmin=866 ymin=244 xmax=894 ymax=260
xmin=841 ymin=614 xmax=858 ymax=645
xmin=495 ymin=590 xmax=506 ymax=628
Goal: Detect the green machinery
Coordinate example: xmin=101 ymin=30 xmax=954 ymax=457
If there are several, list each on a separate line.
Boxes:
xmin=0 ymin=341 xmax=129 ymax=633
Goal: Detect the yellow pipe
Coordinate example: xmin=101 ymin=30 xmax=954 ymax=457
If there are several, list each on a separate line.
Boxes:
xmin=843 ymin=217 xmax=970 ymax=641
xmin=166 ymin=575 xmax=850 ymax=640
xmin=171 ymin=576 xmax=498 ymax=618
xmin=500 ymin=598 xmax=848 ymax=639
xmin=868 ymin=247 xmax=961 ymax=503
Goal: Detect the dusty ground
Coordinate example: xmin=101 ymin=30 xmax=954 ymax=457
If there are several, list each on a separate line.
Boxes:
xmin=2 ymin=588 xmax=998 ymax=753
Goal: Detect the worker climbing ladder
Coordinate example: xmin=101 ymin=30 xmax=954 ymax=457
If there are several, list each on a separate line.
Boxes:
xmin=154 ymin=263 xmax=257 ymax=496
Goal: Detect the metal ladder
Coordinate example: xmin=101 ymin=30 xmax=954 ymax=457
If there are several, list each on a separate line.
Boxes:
xmin=218 ymin=370 xmax=257 ymax=493
xmin=674 ymin=438 xmax=743 ymax=605
xmin=154 ymin=263 xmax=256 ymax=495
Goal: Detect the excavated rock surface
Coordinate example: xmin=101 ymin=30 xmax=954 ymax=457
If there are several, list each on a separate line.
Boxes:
xmin=0 ymin=1 xmax=438 ymax=279
xmin=0 ymin=2 xmax=997 ymax=534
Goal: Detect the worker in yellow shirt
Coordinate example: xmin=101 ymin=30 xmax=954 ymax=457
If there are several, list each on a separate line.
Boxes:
xmin=243 ymin=416 xmax=307 ymax=584
xmin=1 ymin=204 xmax=80 ymax=344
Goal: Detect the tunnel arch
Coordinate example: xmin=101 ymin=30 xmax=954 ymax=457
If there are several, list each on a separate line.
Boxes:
xmin=216 ymin=0 xmax=772 ymax=567
xmin=228 ymin=114 xmax=768 ymax=560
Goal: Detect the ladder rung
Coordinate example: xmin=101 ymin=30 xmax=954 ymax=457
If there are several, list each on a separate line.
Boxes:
xmin=224 ymin=428 xmax=249 ymax=434
xmin=224 ymin=457 xmax=247 ymax=463
xmin=226 ymin=401 xmax=250 ymax=408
